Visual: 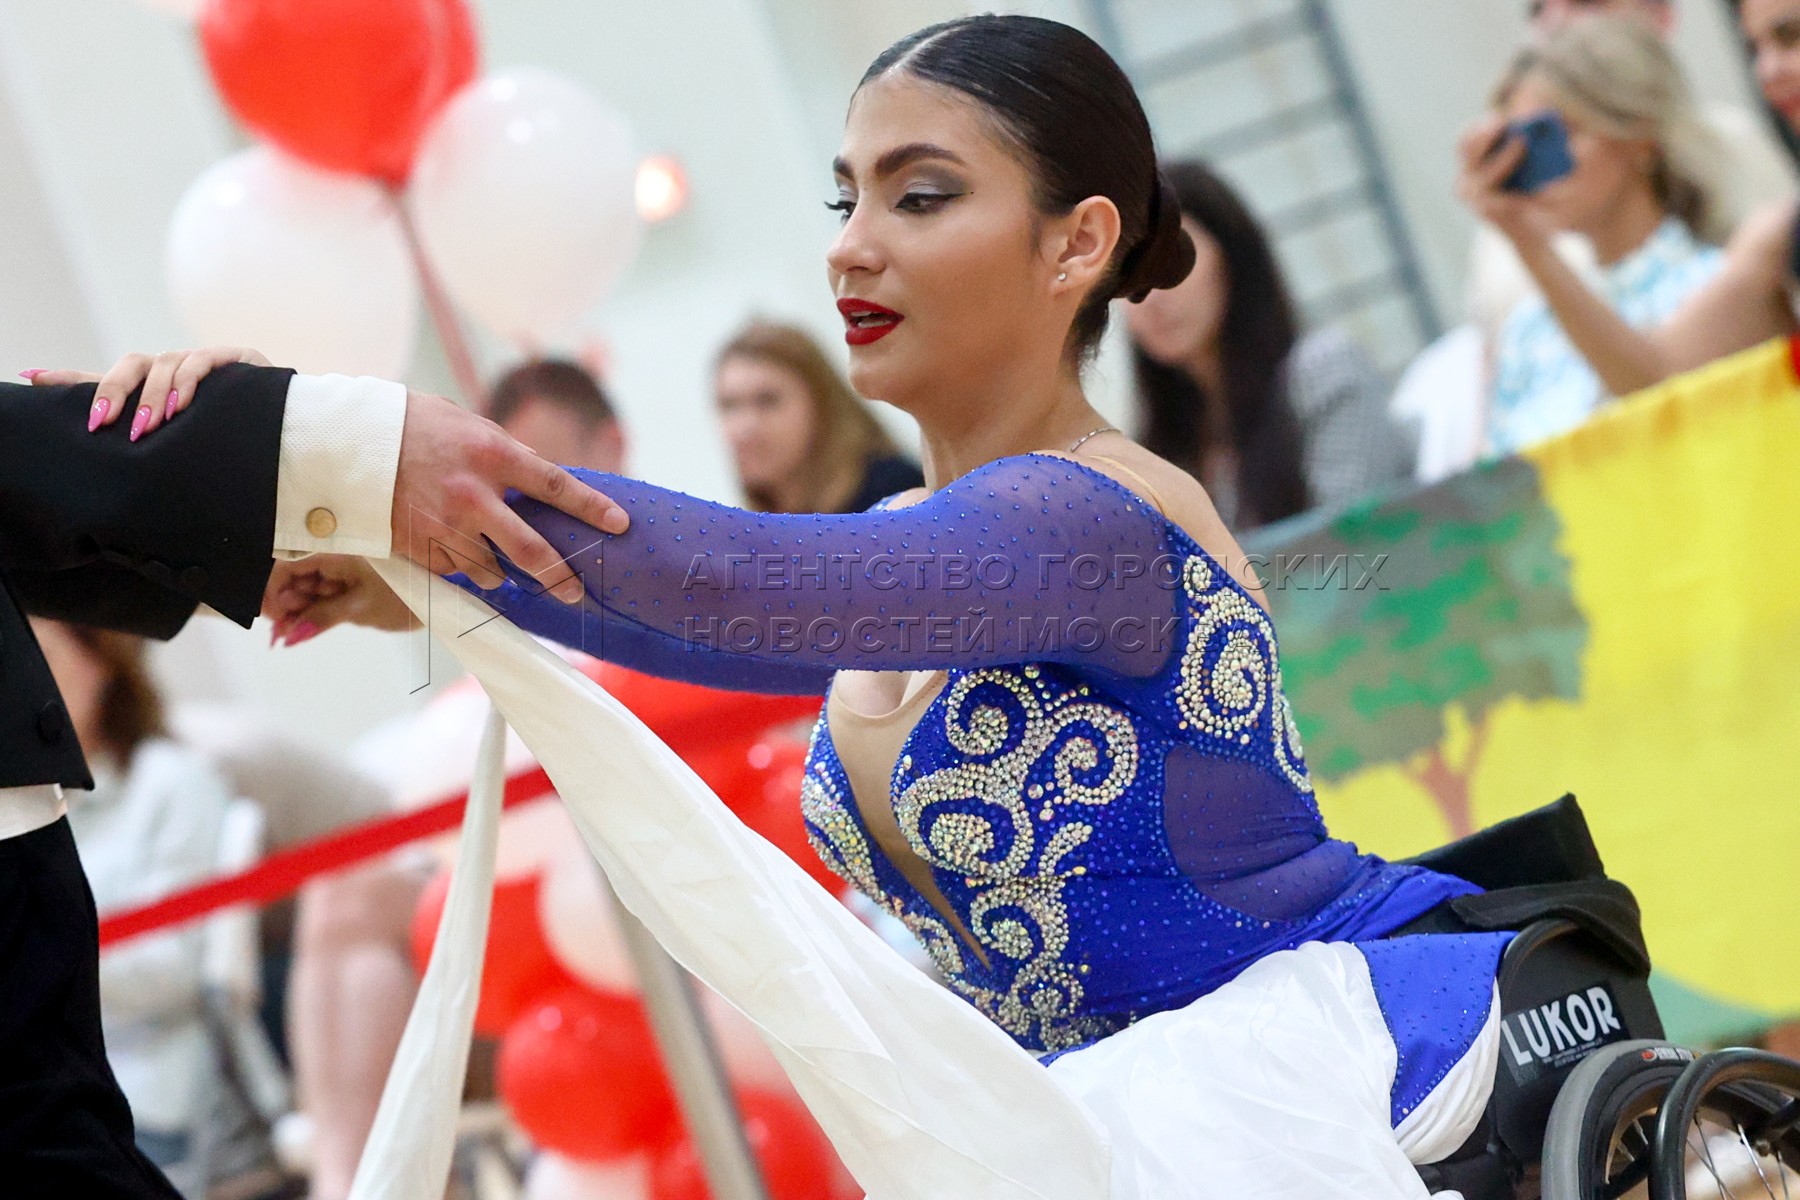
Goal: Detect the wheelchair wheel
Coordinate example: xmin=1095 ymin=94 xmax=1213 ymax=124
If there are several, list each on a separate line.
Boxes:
xmin=1649 ymin=1048 xmax=1800 ymax=1200
xmin=1542 ymin=1041 xmax=1692 ymax=1200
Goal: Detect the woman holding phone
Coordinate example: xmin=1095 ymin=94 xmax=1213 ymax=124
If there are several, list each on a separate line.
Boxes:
xmin=1461 ymin=0 xmax=1800 ymax=418
xmin=1460 ymin=15 xmax=1725 ymax=457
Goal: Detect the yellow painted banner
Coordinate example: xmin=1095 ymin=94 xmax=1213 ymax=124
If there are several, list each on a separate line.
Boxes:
xmin=1256 ymin=337 xmax=1800 ymax=1040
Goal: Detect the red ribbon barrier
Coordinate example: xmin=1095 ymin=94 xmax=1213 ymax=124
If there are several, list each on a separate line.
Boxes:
xmin=96 ymin=765 xmax=554 ymax=948
xmin=95 ymin=668 xmax=824 ymax=950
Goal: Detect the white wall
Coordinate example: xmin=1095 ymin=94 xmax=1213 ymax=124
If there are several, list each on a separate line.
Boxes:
xmin=0 ymin=0 xmax=1780 ymax=759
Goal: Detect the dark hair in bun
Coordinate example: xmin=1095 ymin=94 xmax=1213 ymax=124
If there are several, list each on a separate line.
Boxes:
xmin=1117 ymin=173 xmax=1197 ymax=303
xmin=861 ymin=15 xmax=1194 ymax=360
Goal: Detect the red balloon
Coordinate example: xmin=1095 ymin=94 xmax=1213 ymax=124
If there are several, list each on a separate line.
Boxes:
xmin=437 ymin=0 xmax=479 ymax=98
xmin=649 ymin=1089 xmax=839 ymax=1200
xmin=410 ymin=869 xmax=573 ymax=1038
xmin=683 ymin=736 xmax=767 ymax=816
xmin=499 ymin=987 xmax=680 ymax=1163
xmin=200 ymin=0 xmax=478 ymax=182
xmin=593 ymin=664 xmax=822 ymax=758
xmin=740 ymin=741 xmax=848 ymax=898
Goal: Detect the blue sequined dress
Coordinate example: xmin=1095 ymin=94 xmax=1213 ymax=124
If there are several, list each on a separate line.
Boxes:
xmin=465 ymin=453 xmax=1505 ymax=1076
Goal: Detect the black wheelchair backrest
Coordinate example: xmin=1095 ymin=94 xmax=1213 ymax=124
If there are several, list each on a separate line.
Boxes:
xmin=1402 ymin=796 xmax=1665 ymax=1169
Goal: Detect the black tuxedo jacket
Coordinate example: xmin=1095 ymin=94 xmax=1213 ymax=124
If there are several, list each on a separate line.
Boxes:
xmin=0 ymin=363 xmax=295 ymax=789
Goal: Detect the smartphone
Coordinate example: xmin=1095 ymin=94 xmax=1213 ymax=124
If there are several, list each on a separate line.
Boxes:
xmin=1498 ymin=111 xmax=1574 ymax=194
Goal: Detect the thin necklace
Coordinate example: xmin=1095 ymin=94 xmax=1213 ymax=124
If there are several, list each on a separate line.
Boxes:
xmin=1066 ymin=424 xmax=1117 ymax=454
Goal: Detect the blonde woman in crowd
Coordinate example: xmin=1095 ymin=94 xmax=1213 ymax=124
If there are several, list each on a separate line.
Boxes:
xmin=1469 ymin=15 xmax=1729 ymax=455
xmin=1460 ymin=0 xmax=1800 ymax=405
xmin=714 ymin=320 xmax=923 ymax=515
xmin=1464 ymin=0 xmax=1795 ymax=353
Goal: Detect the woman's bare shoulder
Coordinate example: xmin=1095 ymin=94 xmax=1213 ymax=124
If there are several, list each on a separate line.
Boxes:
xmin=1034 ymin=442 xmax=1264 ymax=603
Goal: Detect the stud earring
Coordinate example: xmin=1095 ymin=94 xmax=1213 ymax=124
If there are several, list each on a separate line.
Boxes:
xmin=1057 ymin=271 xmax=1068 ymax=282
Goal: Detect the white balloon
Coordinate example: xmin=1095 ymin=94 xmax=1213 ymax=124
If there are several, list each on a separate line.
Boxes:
xmin=167 ymin=146 xmax=418 ymax=379
xmin=538 ymin=831 xmax=636 ymax=993
xmin=492 ymin=796 xmax=582 ymax=881
xmin=408 ymin=69 xmax=642 ymax=343
xmin=523 ymin=1152 xmax=653 ymax=1200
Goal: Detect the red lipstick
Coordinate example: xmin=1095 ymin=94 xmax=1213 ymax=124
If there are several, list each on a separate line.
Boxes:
xmin=837 ymin=298 xmax=903 ymax=346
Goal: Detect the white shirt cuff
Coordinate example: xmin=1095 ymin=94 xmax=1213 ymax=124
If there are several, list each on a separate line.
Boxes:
xmin=273 ymin=375 xmax=407 ymax=560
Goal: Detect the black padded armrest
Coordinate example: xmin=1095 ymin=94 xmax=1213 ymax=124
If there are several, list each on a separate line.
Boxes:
xmin=1399 ymin=794 xmax=1606 ymax=889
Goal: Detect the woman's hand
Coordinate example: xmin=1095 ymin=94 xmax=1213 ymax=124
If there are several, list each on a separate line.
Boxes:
xmin=263 ymin=555 xmax=421 ymax=646
xmin=1456 ymin=116 xmax=1556 ymax=248
xmin=27 ymin=346 xmax=271 ymax=441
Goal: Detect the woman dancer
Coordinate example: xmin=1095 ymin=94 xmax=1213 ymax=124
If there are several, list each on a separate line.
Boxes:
xmin=101 ymin=16 xmax=1511 ymax=1198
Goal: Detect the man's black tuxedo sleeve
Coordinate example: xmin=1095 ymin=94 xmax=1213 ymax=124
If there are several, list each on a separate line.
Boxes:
xmin=0 ymin=362 xmax=295 ymax=627
xmin=6 ymin=565 xmax=194 ymax=641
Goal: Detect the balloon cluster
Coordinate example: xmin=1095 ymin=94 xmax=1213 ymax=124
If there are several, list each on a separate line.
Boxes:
xmin=409 ymin=664 xmax=857 ymax=1199
xmin=166 ymin=0 xmax=643 ymax=376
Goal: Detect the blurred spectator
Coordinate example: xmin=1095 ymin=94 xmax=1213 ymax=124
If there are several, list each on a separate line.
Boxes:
xmin=486 ymin=357 xmax=628 ymax=476
xmin=1465 ymin=0 xmax=1795 ymax=349
xmin=283 ymin=357 xmax=628 ymax=1200
xmin=35 ymin=618 xmax=279 ymax=1199
xmin=1480 ymin=16 xmax=1727 ymax=456
xmin=714 ymin=320 xmax=923 ymax=514
xmin=1124 ymin=160 xmax=1414 ymax=530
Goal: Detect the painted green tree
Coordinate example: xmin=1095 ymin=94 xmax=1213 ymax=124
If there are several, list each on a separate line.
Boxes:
xmin=1245 ymin=457 xmax=1588 ymax=836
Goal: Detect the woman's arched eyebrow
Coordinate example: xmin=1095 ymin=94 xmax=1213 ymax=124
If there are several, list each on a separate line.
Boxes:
xmin=832 ymin=143 xmax=968 ymax=182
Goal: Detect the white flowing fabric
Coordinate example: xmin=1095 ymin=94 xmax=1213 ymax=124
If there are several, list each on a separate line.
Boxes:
xmin=372 ymin=561 xmax=1116 ymax=1200
xmin=361 ymin=563 xmax=1472 ymax=1200
xmin=347 ymin=706 xmax=505 ymax=1200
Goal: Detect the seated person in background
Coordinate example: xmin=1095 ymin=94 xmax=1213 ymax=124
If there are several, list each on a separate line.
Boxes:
xmin=1465 ymin=0 xmax=1795 ymax=350
xmin=280 ymin=356 xmax=628 ymax=1200
xmin=1478 ymin=16 xmax=1727 ymax=456
xmin=714 ymin=320 xmax=924 ymax=514
xmin=1124 ymin=159 xmax=1413 ymax=530
xmin=34 ymin=618 xmax=272 ymax=1199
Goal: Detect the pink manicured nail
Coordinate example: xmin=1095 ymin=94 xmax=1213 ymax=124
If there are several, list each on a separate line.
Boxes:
xmin=18 ymin=369 xmax=44 ymax=380
xmin=284 ymin=621 xmax=321 ymax=647
xmin=88 ymin=397 xmax=110 ymax=432
xmin=165 ymin=390 xmax=179 ymax=420
xmin=129 ymin=405 xmax=151 ymax=442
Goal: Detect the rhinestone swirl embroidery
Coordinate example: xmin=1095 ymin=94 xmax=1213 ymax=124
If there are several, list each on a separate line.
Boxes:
xmin=799 ymin=721 xmax=976 ymax=988
xmin=1176 ymin=555 xmax=1312 ymax=793
xmin=798 ymin=550 xmax=1317 ymax=1053
xmin=891 ymin=664 xmax=1137 ymax=1049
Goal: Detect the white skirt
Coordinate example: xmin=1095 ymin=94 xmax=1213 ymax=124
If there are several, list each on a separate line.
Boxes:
xmin=353 ymin=563 xmax=1496 ymax=1200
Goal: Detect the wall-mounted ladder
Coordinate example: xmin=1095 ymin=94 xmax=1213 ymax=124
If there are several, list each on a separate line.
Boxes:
xmin=1084 ymin=0 xmax=1442 ymax=374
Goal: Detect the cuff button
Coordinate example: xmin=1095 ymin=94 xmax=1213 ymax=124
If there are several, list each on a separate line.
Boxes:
xmin=305 ymin=507 xmax=339 ymax=538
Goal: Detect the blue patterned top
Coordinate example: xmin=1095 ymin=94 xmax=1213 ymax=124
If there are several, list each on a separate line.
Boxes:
xmin=1489 ymin=218 xmax=1724 ymax=457
xmin=467 ymin=454 xmax=1478 ymax=1053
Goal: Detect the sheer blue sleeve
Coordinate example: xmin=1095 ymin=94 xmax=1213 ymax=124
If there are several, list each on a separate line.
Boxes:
xmin=464 ymin=454 xmax=1185 ymax=683
xmin=468 ymin=574 xmax=835 ymax=695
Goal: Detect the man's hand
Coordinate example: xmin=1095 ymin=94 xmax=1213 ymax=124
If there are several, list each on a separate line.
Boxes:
xmin=31 ymin=350 xmax=629 ymax=612
xmin=393 ymin=389 xmax=627 ymax=600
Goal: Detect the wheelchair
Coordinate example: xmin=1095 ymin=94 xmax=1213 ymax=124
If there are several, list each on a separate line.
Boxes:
xmin=1396 ymin=796 xmax=1800 ymax=1199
